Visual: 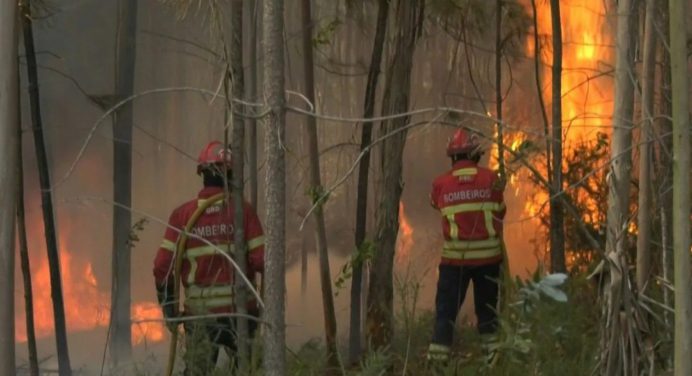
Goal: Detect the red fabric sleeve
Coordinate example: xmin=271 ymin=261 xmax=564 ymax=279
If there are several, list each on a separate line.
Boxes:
xmin=244 ymin=203 xmax=265 ymax=274
xmin=430 ymin=180 xmax=440 ymax=209
xmin=153 ymin=209 xmax=183 ymax=286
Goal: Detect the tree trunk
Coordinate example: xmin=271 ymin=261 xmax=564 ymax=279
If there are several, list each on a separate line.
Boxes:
xmin=21 ymin=1 xmax=73 ymax=373
xmin=669 ymin=0 xmax=691 ymax=373
xmin=245 ymin=0 xmax=259 ymax=208
xmin=262 ymin=0 xmax=286 ymax=373
xmin=230 ymin=0 xmax=249 ymax=371
xmin=17 ymin=116 xmax=39 ymax=376
xmin=110 ymin=0 xmax=138 ymax=364
xmin=657 ymin=6 xmax=674 ymax=361
xmin=601 ymin=0 xmax=638 ymax=374
xmin=636 ymin=0 xmax=657 ymax=291
xmin=0 ymin=4 xmax=19 ymax=374
xmin=530 ymin=0 xmax=551 ymax=182
xmin=349 ymin=0 xmax=389 ymax=364
xmin=366 ymin=0 xmax=422 ymax=351
xmin=549 ymin=0 xmax=565 ymax=273
xmin=495 ymin=0 xmax=504 ymax=179
xmin=300 ymin=0 xmax=339 ymax=371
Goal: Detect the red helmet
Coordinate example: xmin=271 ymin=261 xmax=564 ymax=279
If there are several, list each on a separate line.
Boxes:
xmin=446 ymin=129 xmax=481 ymax=157
xmin=197 ymin=141 xmax=232 ymax=174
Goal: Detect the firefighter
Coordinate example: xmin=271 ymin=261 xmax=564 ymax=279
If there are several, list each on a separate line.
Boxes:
xmin=153 ymin=141 xmax=264 ymax=375
xmin=427 ymin=129 xmax=506 ymax=362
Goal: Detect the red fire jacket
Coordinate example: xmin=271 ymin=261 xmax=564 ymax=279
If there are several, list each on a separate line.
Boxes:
xmin=153 ymin=187 xmax=265 ymax=314
xmin=430 ymin=160 xmax=506 ymax=266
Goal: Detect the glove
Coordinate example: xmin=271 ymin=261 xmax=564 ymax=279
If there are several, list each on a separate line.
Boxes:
xmin=156 ymin=283 xmax=178 ymax=332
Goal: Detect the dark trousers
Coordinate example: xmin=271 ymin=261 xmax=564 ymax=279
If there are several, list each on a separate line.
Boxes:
xmin=432 ymin=263 xmax=501 ymax=347
xmin=183 ymin=316 xmax=258 ymax=375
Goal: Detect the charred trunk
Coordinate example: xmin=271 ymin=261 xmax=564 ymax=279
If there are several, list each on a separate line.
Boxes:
xmin=349 ymin=0 xmax=389 ymax=363
xmin=366 ymin=0 xmax=422 ymax=351
xmin=20 ymin=1 xmax=73 ymax=373
xmin=110 ymin=0 xmax=138 ymax=364
xmin=245 ymin=0 xmax=259 ymax=208
xmin=230 ymin=0 xmax=249 ymax=371
xmin=300 ymin=0 xmax=339 ymax=371
xmin=17 ymin=115 xmax=39 ymax=376
xmin=549 ymin=0 xmax=565 ymax=273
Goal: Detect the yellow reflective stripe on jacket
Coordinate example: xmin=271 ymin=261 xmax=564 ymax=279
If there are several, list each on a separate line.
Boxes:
xmin=442 ymin=247 xmax=502 ymax=261
xmin=160 ymin=239 xmax=176 ymax=252
xmin=248 ymin=235 xmax=265 ymax=250
xmin=185 ymin=296 xmax=234 ymax=311
xmin=185 ymin=244 xmax=234 ymax=259
xmin=184 ymin=243 xmax=233 ymax=285
xmin=447 ymin=215 xmax=459 ymax=240
xmin=452 ymin=167 xmax=477 ymax=177
xmin=440 ymin=202 xmax=504 ymax=216
xmin=443 ymin=238 xmax=501 ymax=250
xmin=186 ymin=284 xmax=233 ymax=299
xmin=440 ymin=201 xmax=503 ymax=240
xmin=197 ymin=198 xmax=223 ymax=207
xmin=484 ymin=210 xmax=496 ymax=237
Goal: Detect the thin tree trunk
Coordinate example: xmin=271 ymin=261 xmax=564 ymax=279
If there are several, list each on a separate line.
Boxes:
xmin=530 ymin=0 xmax=551 ymax=181
xmin=549 ymin=0 xmax=565 ymax=273
xmin=17 ymin=117 xmax=39 ymax=376
xmin=110 ymin=0 xmax=138 ymax=364
xmin=366 ymin=0 xmax=422 ymax=351
xmin=606 ymin=0 xmax=637 ymax=267
xmin=21 ymin=1 xmax=73 ymax=373
xmin=300 ymin=0 xmax=339 ymax=371
xmin=495 ymin=0 xmax=504 ymax=179
xmin=230 ymin=0 xmax=249 ymax=371
xmin=636 ymin=0 xmax=657 ymax=291
xmin=245 ymin=0 xmax=259 ymax=208
xmin=669 ymin=0 xmax=691 ymax=373
xmin=601 ymin=0 xmax=638 ymax=374
xmin=0 ymin=3 xmax=19 ymax=374
xmin=300 ymin=228 xmax=308 ymax=295
xmin=657 ymin=7 xmax=673 ymax=361
xmin=349 ymin=0 xmax=389 ymax=364
xmin=262 ymin=0 xmax=286 ymax=372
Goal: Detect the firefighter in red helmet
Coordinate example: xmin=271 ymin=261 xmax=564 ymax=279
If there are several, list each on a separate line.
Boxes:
xmin=426 ymin=129 xmax=506 ymax=362
xmin=153 ymin=141 xmax=264 ymax=374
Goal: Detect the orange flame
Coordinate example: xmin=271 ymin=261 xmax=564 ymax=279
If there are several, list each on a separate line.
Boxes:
xmin=396 ymin=202 xmax=414 ymax=263
xmin=519 ymin=0 xmax=614 ymax=262
xmin=131 ymin=302 xmax=165 ymax=345
xmin=15 ymin=224 xmax=165 ymax=345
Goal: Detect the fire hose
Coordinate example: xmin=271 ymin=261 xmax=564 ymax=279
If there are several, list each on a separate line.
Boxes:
xmin=165 ymin=192 xmax=225 ymax=376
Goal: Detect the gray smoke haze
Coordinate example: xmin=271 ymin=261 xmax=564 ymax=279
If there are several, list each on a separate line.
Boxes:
xmin=14 ymin=0 xmax=552 ymax=372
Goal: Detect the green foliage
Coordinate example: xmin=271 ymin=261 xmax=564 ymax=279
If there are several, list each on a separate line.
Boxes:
xmin=334 ymin=240 xmax=375 ymax=295
xmin=126 ymin=217 xmax=148 ymax=248
xmin=365 ymin=270 xmax=599 ymax=375
xmin=313 ymin=18 xmax=342 ymax=47
xmin=286 ymin=339 xmax=326 ymax=375
xmin=306 ymin=185 xmax=330 ymax=207
xmin=359 ymin=346 xmax=391 ymax=376
xmin=478 ymin=273 xmax=599 ymax=375
xmin=151 ymin=270 xmax=600 ymax=375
